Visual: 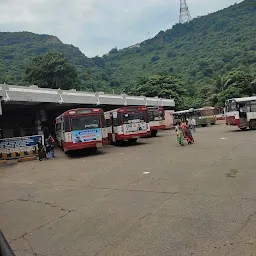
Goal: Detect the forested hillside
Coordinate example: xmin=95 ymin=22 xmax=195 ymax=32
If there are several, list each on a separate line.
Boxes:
xmin=103 ymin=0 xmax=256 ymax=94
xmin=0 ymin=32 xmax=107 ymax=90
xmin=0 ymin=0 xmax=255 ymax=108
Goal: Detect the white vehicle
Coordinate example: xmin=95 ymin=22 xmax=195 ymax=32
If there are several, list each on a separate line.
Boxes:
xmin=225 ymin=96 xmax=256 ymax=130
xmin=105 ymin=106 xmax=150 ymax=144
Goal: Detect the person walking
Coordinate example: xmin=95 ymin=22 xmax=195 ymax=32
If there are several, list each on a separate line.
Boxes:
xmin=47 ymin=134 xmax=55 ymax=159
xmin=191 ymin=117 xmax=196 ymax=132
xmin=182 ymin=121 xmax=194 ymax=145
xmin=175 ymin=122 xmax=184 ymax=146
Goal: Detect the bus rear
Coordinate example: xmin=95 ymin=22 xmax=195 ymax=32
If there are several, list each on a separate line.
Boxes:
xmin=225 ymin=99 xmax=240 ymax=127
xmin=105 ymin=106 xmax=150 ymax=144
xmin=199 ymin=107 xmax=217 ymax=126
xmin=55 ymin=108 xmax=108 ymax=152
xmin=148 ymin=107 xmax=166 ymax=137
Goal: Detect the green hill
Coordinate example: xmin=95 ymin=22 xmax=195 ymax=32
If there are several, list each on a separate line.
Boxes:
xmin=103 ymin=0 xmax=256 ymax=94
xmin=0 ymin=0 xmax=255 ymax=104
xmin=0 ymin=32 xmax=106 ymax=89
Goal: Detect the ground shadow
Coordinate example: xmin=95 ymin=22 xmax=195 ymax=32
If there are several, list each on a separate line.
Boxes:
xmin=112 ymin=141 xmax=147 ymax=147
xmin=228 ymin=129 xmax=255 ymax=133
xmin=66 ymin=148 xmax=107 ymax=159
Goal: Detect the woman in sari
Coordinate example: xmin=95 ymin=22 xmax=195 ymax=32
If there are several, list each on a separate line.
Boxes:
xmin=181 ymin=120 xmax=194 ymax=144
xmin=175 ymin=122 xmax=184 ymax=146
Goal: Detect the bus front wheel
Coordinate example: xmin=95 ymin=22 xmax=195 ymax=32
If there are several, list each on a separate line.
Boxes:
xmin=249 ymin=120 xmax=256 ymax=130
xmin=128 ymin=138 xmax=137 ymax=144
xmin=151 ymin=130 xmax=158 ymax=137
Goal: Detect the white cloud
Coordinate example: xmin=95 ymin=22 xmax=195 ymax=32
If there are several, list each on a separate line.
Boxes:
xmin=0 ymin=0 xmax=242 ymax=57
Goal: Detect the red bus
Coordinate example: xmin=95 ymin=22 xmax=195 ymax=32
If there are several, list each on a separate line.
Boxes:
xmin=147 ymin=107 xmax=166 ymax=137
xmin=55 ymin=108 xmax=108 ymax=152
xmin=105 ymin=106 xmax=150 ymax=144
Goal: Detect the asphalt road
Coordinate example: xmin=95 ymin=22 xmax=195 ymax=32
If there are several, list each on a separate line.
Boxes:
xmin=1 ymin=124 xmax=256 ymax=256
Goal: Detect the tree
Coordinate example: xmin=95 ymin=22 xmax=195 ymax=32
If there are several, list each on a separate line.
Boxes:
xmin=130 ymin=75 xmax=187 ymax=109
xmin=109 ymin=47 xmax=118 ymax=54
xmin=24 ymin=52 xmax=79 ymax=90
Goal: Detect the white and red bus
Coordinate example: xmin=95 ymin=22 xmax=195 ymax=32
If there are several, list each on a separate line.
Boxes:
xmin=55 ymin=108 xmax=108 ymax=152
xmin=105 ymin=106 xmax=150 ymax=144
xmin=225 ymin=96 xmax=256 ymax=130
xmin=147 ymin=107 xmax=166 ymax=137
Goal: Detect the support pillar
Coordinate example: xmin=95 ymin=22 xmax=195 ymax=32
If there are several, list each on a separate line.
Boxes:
xmin=0 ymin=97 xmax=2 ymax=116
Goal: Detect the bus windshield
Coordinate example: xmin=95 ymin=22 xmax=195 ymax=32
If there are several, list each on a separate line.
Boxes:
xmin=148 ymin=110 xmax=164 ymax=121
xmin=70 ymin=115 xmax=101 ymax=131
xmin=201 ymin=109 xmax=215 ymax=117
xmin=123 ymin=112 xmax=145 ymax=124
xmin=226 ymin=101 xmax=238 ymax=112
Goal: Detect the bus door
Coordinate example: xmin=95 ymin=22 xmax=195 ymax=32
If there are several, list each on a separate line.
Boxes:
xmin=238 ymin=102 xmax=248 ymax=128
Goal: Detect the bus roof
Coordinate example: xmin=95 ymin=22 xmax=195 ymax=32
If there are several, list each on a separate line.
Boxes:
xmin=228 ymin=96 xmax=256 ymax=103
xmin=105 ymin=106 xmax=147 ymax=114
xmin=56 ymin=108 xmax=103 ymax=119
xmin=147 ymin=106 xmax=164 ymax=111
xmin=173 ymin=110 xmax=190 ymax=114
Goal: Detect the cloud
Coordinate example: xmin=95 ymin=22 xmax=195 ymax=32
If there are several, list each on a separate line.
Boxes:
xmin=0 ymin=0 xmax=242 ymax=57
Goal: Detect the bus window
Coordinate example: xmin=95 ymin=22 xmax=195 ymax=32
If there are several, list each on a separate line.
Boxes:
xmin=56 ymin=123 xmax=61 ymax=131
xmin=123 ymin=112 xmax=145 ymax=124
xmin=64 ymin=116 xmax=70 ymax=132
xmin=230 ymin=102 xmax=237 ymax=111
xmin=70 ymin=116 xmax=100 ymax=131
xmin=251 ymin=101 xmax=256 ymax=112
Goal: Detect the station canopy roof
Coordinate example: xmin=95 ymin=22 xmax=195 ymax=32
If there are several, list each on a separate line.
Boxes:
xmin=0 ymin=84 xmax=175 ymax=107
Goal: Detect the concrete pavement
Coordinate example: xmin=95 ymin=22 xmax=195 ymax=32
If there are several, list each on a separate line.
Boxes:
xmin=0 ymin=124 xmax=256 ymax=256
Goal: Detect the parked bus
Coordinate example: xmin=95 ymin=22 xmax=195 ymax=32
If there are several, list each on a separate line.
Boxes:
xmin=214 ymin=107 xmax=225 ymax=120
xmin=225 ymin=96 xmax=256 ymax=130
xmin=147 ymin=106 xmax=166 ymax=137
xmin=55 ymin=108 xmax=108 ymax=152
xmin=196 ymin=106 xmax=217 ymax=127
xmin=105 ymin=106 xmax=150 ymax=144
xmin=173 ymin=107 xmax=217 ymax=127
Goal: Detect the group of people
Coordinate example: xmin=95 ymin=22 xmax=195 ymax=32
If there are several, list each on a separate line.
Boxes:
xmin=175 ymin=117 xmax=196 ymax=146
xmin=37 ymin=134 xmax=55 ymax=161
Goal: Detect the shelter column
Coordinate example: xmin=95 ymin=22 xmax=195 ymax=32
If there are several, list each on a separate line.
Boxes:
xmin=0 ymin=97 xmax=2 ymax=116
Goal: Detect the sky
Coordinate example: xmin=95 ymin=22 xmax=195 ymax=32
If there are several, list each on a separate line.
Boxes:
xmin=0 ymin=0 xmax=243 ymax=57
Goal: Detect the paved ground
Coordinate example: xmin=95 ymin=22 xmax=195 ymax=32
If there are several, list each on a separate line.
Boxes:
xmin=1 ymin=124 xmax=256 ymax=256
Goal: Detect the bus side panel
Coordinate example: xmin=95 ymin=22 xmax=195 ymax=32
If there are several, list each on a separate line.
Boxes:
xmin=149 ymin=121 xmax=166 ymax=131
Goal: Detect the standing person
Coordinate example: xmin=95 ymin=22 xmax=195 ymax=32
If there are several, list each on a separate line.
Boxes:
xmin=47 ymin=134 xmax=55 ymax=159
xmin=37 ymin=138 xmax=47 ymax=161
xmin=191 ymin=117 xmax=196 ymax=132
xmin=187 ymin=118 xmax=192 ymax=129
xmin=175 ymin=122 xmax=184 ymax=146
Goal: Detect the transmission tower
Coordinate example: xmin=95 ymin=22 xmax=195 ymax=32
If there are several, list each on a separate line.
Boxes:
xmin=179 ymin=0 xmax=191 ymax=24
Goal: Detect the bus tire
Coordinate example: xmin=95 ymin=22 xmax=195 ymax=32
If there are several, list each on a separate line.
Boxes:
xmin=249 ymin=120 xmax=256 ymax=130
xmin=91 ymin=147 xmax=98 ymax=154
xmin=151 ymin=130 xmax=158 ymax=137
xmin=128 ymin=138 xmax=137 ymax=144
xmin=201 ymin=124 xmax=207 ymax=127
xmin=211 ymin=123 xmax=216 ymax=125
